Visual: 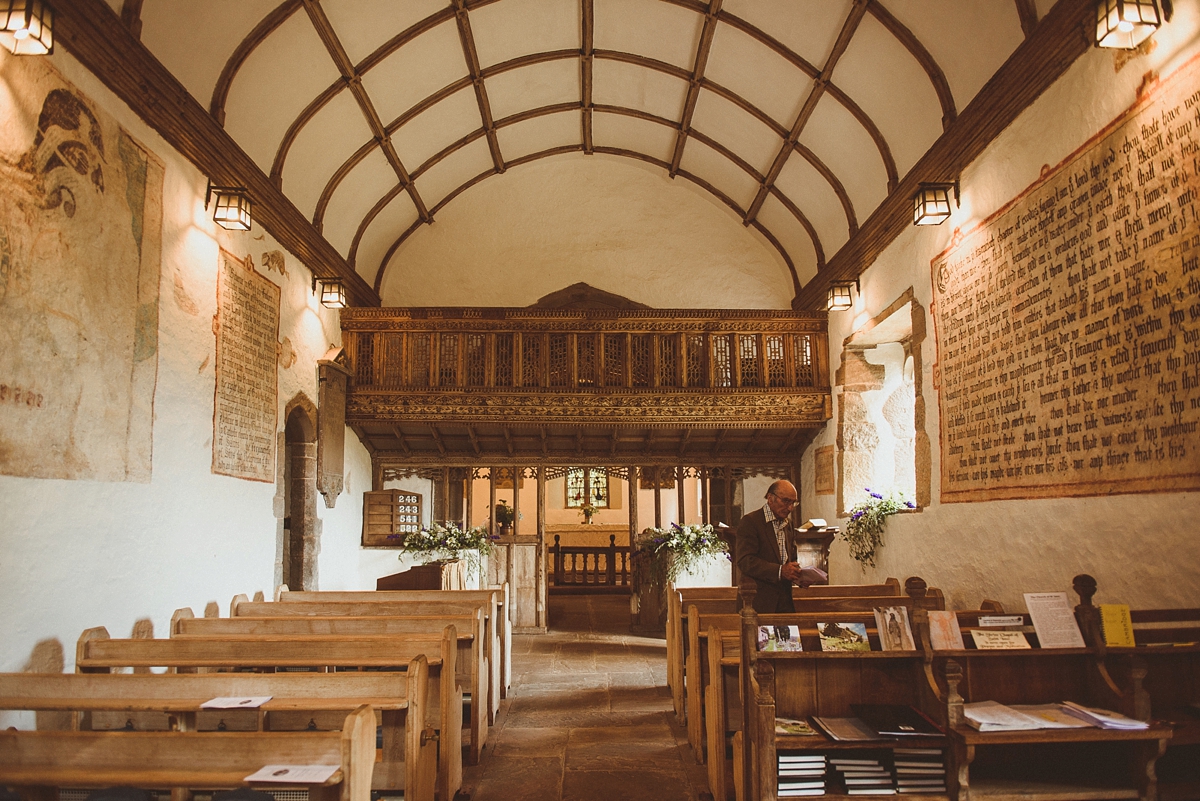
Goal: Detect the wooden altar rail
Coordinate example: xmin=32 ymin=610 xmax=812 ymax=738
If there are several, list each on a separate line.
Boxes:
xmin=551 ymin=535 xmax=631 ymax=592
xmin=341 ymin=315 xmax=828 ymax=392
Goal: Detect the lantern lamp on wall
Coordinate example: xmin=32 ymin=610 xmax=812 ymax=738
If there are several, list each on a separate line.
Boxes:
xmin=317 ymin=278 xmax=347 ymax=309
xmin=1096 ymin=0 xmax=1166 ymax=49
xmin=205 ymin=181 xmax=252 ymax=231
xmin=826 ymin=278 xmax=858 ymax=312
xmin=912 ymin=181 xmax=958 ymax=226
xmin=1 ymin=0 xmax=53 ymax=55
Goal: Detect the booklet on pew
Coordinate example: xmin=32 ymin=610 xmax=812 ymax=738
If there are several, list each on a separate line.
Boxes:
xmin=202 ymin=696 xmax=272 ymax=709
xmin=963 ymin=700 xmax=1093 ymax=731
xmin=874 ymin=607 xmax=916 ymax=651
xmin=851 ymin=704 xmax=945 ymax=738
xmin=1061 ymin=701 xmax=1149 ymax=730
xmin=776 ymin=716 xmax=820 ymax=736
xmin=812 ymin=716 xmax=890 ymax=741
xmin=818 ymin=621 xmax=871 ymax=652
xmin=1024 ymin=592 xmax=1086 ymax=648
xmin=927 ymin=611 xmax=965 ymax=650
xmin=245 ymin=764 xmax=339 ymax=783
xmin=1099 ymin=604 xmax=1136 ymax=647
xmin=760 ymin=625 xmax=804 ymax=652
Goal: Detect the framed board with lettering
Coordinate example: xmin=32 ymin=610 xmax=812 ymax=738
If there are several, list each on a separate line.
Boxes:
xmin=361 ymin=489 xmax=423 ymax=547
xmin=932 ymin=56 xmax=1200 ymax=502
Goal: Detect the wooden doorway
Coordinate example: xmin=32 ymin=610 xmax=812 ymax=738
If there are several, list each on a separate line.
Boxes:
xmin=282 ymin=402 xmax=318 ymax=590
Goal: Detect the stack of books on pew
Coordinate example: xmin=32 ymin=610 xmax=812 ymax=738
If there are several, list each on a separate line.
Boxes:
xmin=777 ymin=752 xmax=827 ymax=796
xmin=829 ymin=753 xmax=894 ymax=795
xmin=892 ymin=748 xmax=946 ymax=795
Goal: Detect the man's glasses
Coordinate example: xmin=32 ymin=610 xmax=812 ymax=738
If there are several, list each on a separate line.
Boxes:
xmin=769 ymin=493 xmax=797 ymax=507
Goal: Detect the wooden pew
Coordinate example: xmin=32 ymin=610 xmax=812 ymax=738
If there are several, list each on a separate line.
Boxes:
xmin=274 ymin=586 xmax=511 ymax=701
xmin=0 ymin=662 xmax=436 ymax=801
xmin=703 ymin=603 xmax=1003 ymax=801
xmin=247 ymin=587 xmax=509 ymax=719
xmin=1073 ymin=574 xmax=1200 ymax=800
xmin=0 ymin=704 xmax=375 ymax=801
xmin=667 ymin=579 xmax=909 ymax=720
xmin=684 ymin=588 xmax=943 ymax=762
xmin=173 ymin=605 xmax=490 ymax=764
xmin=75 ymin=625 xmax=464 ymax=792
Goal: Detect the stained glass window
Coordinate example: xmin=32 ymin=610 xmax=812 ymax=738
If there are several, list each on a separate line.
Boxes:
xmin=566 ymin=468 xmax=610 ymax=508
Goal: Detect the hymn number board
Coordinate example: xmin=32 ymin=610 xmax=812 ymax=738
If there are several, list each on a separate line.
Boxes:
xmin=932 ymin=56 xmax=1200 ymax=502
xmin=361 ymin=489 xmax=423 ymax=547
xmin=395 ymin=491 xmax=421 ymax=536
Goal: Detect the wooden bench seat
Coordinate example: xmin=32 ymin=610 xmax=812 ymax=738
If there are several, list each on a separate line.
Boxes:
xmin=75 ymin=625 xmax=464 ymax=791
xmin=0 ymin=663 xmax=436 ymax=801
xmin=173 ymin=605 xmax=492 ymax=757
xmin=238 ymin=590 xmax=507 ymax=721
xmin=273 ymin=586 xmax=511 ymax=699
xmin=0 ymin=704 xmax=374 ymax=801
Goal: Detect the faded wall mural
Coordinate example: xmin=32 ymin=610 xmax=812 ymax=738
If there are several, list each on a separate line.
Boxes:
xmin=0 ymin=57 xmax=162 ymax=482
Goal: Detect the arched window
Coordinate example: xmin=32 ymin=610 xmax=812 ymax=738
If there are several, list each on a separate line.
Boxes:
xmin=566 ymin=468 xmax=610 ymax=508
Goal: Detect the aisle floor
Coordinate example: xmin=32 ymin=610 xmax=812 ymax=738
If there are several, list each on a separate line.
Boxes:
xmin=461 ymin=594 xmax=711 ymax=801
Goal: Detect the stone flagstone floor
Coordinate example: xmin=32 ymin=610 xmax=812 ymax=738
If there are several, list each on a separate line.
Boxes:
xmin=460 ymin=594 xmax=711 ymax=801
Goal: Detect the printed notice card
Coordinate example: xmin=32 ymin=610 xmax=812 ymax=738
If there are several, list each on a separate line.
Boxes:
xmin=245 ymin=765 xmax=339 ymax=783
xmin=970 ymin=630 xmax=1031 ymax=649
xmin=1024 ymin=592 xmax=1085 ymax=648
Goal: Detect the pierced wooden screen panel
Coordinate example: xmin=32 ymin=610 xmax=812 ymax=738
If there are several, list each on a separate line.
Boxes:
xmin=521 ymin=334 xmax=542 ymax=387
xmin=686 ymin=334 xmax=705 ymax=387
xmin=713 ymin=334 xmax=733 ymax=388
xmin=766 ymin=334 xmax=786 ymax=387
xmin=355 ymin=333 xmax=374 ymax=385
xmin=466 ymin=333 xmax=486 ymax=387
xmin=631 ymin=334 xmax=652 ymax=387
xmin=362 ymin=489 xmax=422 ymax=547
xmin=410 ymin=333 xmax=431 ymax=387
xmin=578 ymin=334 xmax=598 ymax=387
xmin=793 ymin=333 xmax=814 ymax=386
xmin=438 ymin=333 xmax=459 ymax=387
xmin=379 ymin=333 xmax=405 ymax=388
xmin=548 ymin=333 xmax=569 ymax=387
xmin=604 ymin=334 xmax=625 ymax=386
xmin=658 ymin=335 xmax=679 ymax=387
xmin=739 ymin=334 xmax=760 ymax=387
xmin=495 ymin=333 xmax=514 ymax=387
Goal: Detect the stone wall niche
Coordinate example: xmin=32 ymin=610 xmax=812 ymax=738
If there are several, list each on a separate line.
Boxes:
xmin=836 ymin=289 xmax=931 ymax=515
xmin=279 ymin=394 xmax=321 ymax=591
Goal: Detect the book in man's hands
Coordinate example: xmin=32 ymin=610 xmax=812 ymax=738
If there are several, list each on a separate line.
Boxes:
xmin=850 ymin=704 xmax=945 ymax=738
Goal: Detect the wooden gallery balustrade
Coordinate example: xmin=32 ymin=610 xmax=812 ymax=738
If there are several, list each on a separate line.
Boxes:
xmin=340 ymin=308 xmax=831 ymax=464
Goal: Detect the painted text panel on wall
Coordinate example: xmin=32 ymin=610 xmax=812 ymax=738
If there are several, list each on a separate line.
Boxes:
xmin=933 ymin=57 xmax=1200 ymax=502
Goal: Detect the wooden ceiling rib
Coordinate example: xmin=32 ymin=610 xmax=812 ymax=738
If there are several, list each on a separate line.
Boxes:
xmin=54 ymin=0 xmax=380 ymax=308
xmin=118 ymin=0 xmax=142 ymax=39
xmin=670 ymin=0 xmax=723 ymax=177
xmin=866 ymin=1 xmax=957 ymax=130
xmin=793 ymin=0 xmax=1094 ymax=309
xmin=581 ymin=0 xmax=595 ymax=154
xmin=453 ymin=0 xmax=506 ymax=174
xmin=744 ymin=0 xmax=869 ymax=225
xmin=209 ymin=0 xmax=303 ymax=126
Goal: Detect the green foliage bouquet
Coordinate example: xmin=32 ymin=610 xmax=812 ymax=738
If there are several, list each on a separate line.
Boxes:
xmin=638 ymin=523 xmax=730 ymax=588
xmin=842 ymin=487 xmax=915 ymax=567
xmin=399 ymin=521 xmax=496 ymax=580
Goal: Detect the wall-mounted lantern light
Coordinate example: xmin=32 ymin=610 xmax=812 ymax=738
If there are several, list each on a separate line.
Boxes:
xmin=1096 ymin=0 xmax=1165 ymax=49
xmin=826 ymin=278 xmax=858 ymax=312
xmin=0 ymin=1 xmax=54 ymax=55
xmin=205 ymin=181 xmax=252 ymax=231
xmin=912 ymin=181 xmax=958 ymax=226
xmin=316 ymin=278 xmax=347 ymax=309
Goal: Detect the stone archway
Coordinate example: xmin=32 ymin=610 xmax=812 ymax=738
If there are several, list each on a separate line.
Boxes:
xmin=281 ymin=395 xmax=319 ymax=590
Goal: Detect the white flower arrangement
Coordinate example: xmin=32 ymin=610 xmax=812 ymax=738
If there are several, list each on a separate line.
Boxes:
xmin=397 ymin=521 xmax=496 ymax=581
xmin=638 ymin=523 xmax=730 ymax=588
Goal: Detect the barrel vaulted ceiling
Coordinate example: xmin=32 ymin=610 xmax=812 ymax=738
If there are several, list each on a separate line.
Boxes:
xmin=128 ymin=0 xmax=1040 ymax=301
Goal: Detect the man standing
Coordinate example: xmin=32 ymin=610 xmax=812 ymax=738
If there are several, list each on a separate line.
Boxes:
xmin=736 ymin=479 xmax=825 ymax=613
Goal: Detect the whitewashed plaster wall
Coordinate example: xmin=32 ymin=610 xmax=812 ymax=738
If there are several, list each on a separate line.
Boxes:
xmin=0 ymin=48 xmax=372 ymax=677
xmin=377 ymin=154 xmax=795 ymax=309
xmin=801 ymin=8 xmax=1200 ymax=612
